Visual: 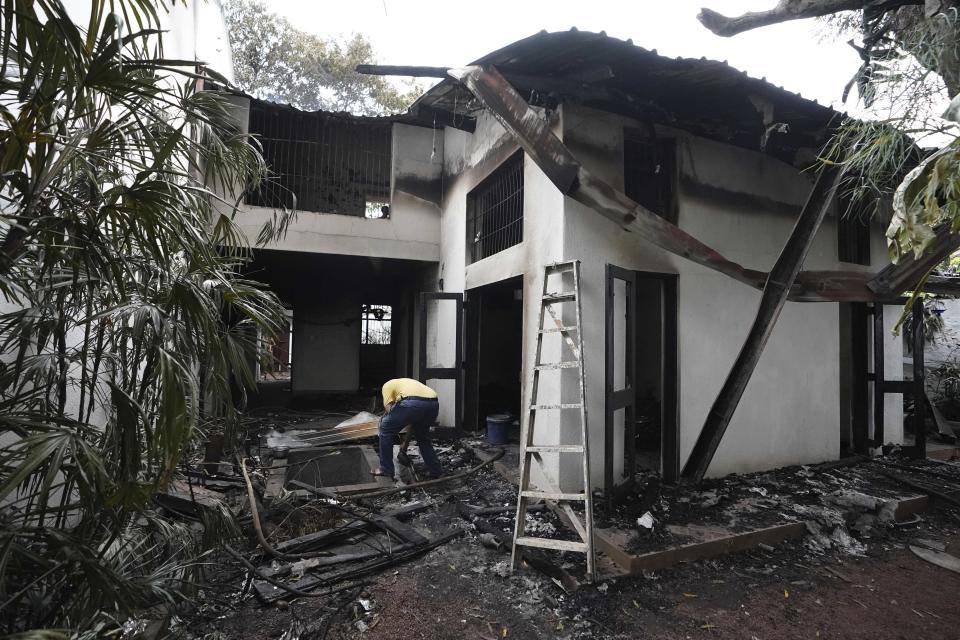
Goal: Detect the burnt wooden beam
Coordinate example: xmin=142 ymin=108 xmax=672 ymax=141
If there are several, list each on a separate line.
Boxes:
xmin=356 ymin=64 xmax=450 ymax=78
xmin=450 ymin=64 xmax=873 ymax=302
xmin=698 ymin=1 xmax=905 ymax=37
xmin=868 ymin=222 xmax=960 ymax=297
xmin=681 ymin=167 xmax=844 ymax=482
xmin=452 ymin=63 xmax=759 ymax=287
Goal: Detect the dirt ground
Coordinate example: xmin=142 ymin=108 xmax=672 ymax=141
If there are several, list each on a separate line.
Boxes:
xmin=211 ymin=523 xmax=960 ymax=640
xmin=195 ymin=450 xmax=960 ymax=640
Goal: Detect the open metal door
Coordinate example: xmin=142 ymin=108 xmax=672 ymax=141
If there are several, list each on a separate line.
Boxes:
xmin=605 ymin=265 xmax=637 ymax=498
xmin=419 ymin=292 xmax=464 ymax=435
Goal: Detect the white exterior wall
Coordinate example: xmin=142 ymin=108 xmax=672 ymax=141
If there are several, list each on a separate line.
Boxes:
xmin=558 ymin=104 xmax=902 ymax=483
xmin=434 ymin=111 xmax=567 ymax=482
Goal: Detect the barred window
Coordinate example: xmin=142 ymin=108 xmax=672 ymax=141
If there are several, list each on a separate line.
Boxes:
xmin=361 ymin=304 xmax=392 ymax=345
xmin=246 ymin=102 xmax=392 ymax=217
xmin=467 ymin=152 xmax=524 ymax=262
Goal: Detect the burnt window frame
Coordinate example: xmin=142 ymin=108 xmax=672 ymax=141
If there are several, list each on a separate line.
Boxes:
xmin=245 ymin=102 xmax=392 ymax=217
xmin=466 ymin=151 xmax=525 ymax=263
xmin=623 ymin=131 xmax=678 ymax=224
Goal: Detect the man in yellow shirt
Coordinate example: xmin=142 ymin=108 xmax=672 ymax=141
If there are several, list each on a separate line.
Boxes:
xmin=375 ymin=378 xmax=442 ymax=479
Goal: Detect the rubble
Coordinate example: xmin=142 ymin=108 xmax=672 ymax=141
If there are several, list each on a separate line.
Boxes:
xmin=150 ymin=428 xmax=960 ymax=639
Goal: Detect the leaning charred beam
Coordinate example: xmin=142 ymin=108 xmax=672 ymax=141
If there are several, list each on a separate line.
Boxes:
xmin=356 ymin=64 xmax=451 ymax=78
xmin=867 ymin=222 xmax=960 ymax=296
xmin=682 ymin=167 xmax=844 ymax=482
xmin=698 ymin=1 xmax=909 ymax=37
xmin=452 ymin=64 xmax=761 ymax=287
xmin=450 ymin=64 xmax=874 ymax=302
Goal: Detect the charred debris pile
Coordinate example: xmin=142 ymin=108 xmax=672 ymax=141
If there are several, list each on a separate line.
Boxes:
xmin=138 ymin=407 xmax=960 ymax=638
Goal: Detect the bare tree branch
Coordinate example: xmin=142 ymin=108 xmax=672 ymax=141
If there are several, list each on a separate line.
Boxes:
xmin=698 ymin=1 xmax=911 ymax=37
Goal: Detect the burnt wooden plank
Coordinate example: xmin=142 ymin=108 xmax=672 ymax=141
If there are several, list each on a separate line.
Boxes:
xmin=681 ymin=167 xmax=844 ymax=482
xmin=629 ymin=523 xmax=807 ymax=572
xmin=868 ymin=223 xmax=960 ymax=297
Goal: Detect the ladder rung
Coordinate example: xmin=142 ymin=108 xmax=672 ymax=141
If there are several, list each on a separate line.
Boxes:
xmin=515 ymin=537 xmax=588 ymax=553
xmin=531 ymin=403 xmax=582 ymax=410
xmin=542 ymin=293 xmax=576 ymax=303
xmin=545 ymin=263 xmax=575 ymax=273
xmin=525 ymin=445 xmax=584 ymax=453
xmin=520 ymin=490 xmax=587 ymax=501
xmin=538 ymin=326 xmax=578 ymax=334
xmin=535 ymin=362 xmax=579 ymax=370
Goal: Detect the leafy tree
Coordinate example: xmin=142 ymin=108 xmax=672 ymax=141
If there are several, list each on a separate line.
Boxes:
xmin=0 ymin=0 xmax=291 ymax=635
xmin=222 ymin=0 xmax=421 ymax=114
xmin=700 ymin=2 xmax=960 ymax=269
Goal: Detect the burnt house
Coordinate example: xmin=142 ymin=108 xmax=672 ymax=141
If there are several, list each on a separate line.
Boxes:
xmin=223 ymin=30 xmax=911 ymax=494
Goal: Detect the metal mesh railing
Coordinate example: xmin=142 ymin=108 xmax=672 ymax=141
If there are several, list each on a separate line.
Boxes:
xmin=246 ymin=103 xmax=392 ymax=217
xmin=468 ymin=153 xmax=524 ymax=261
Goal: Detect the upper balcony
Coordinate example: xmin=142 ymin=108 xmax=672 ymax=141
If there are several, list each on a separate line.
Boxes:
xmin=230 ymin=97 xmax=441 ymax=262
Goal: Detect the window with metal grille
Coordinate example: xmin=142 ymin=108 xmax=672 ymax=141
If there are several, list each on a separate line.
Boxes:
xmin=467 ymin=152 xmax=524 ymax=262
xmin=361 ymin=304 xmax=392 ymax=345
xmin=624 ymin=135 xmax=676 ymax=223
xmin=246 ymin=101 xmax=392 ymax=217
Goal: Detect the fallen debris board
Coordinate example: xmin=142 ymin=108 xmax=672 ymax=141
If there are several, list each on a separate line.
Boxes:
xmin=586 ymin=522 xmax=807 ymax=574
xmin=273 ymin=499 xmax=434 ymax=553
xmin=878 ymin=470 xmax=960 ymax=509
xmin=910 ymin=545 xmax=960 ymax=575
xmin=261 ymin=542 xmax=419 ymax=578
xmin=254 ymin=529 xmax=465 ymax=603
xmin=625 ymin=522 xmax=807 ymax=573
xmin=912 ymin=538 xmax=948 ymax=552
xmin=466 ymin=504 xmax=548 ymax=516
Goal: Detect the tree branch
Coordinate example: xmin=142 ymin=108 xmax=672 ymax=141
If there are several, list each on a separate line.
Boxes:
xmin=698 ymin=1 xmax=908 ymax=37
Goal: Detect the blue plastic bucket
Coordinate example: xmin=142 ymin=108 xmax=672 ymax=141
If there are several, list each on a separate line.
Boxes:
xmin=486 ymin=414 xmax=513 ymax=445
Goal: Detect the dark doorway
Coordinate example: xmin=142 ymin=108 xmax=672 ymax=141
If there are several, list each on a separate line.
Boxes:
xmin=605 ymin=267 xmax=679 ymax=492
xmin=465 ymin=277 xmax=524 ymax=434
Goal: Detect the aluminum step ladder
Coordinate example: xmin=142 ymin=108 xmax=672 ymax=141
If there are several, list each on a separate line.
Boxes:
xmin=511 ymin=260 xmax=596 ymax=581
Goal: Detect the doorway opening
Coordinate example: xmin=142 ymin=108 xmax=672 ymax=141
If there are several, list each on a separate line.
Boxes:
xmin=359 ymin=303 xmax=394 ymax=390
xmin=260 ymin=308 xmax=293 ymax=382
xmin=465 ymin=276 xmax=524 ymax=434
xmin=606 ymin=267 xmax=678 ymax=493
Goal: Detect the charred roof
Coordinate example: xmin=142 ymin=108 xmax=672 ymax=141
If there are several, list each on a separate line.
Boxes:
xmin=410 ymin=29 xmax=844 ymax=167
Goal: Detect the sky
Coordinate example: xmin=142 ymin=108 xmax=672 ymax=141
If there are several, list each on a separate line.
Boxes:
xmin=264 ymin=0 xmax=864 ymax=112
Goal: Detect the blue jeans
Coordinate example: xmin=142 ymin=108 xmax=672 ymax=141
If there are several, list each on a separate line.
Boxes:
xmin=378 ymin=397 xmax=442 ymax=478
